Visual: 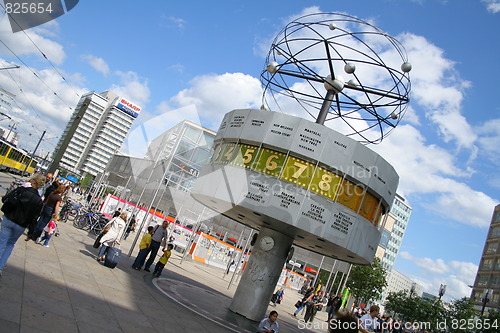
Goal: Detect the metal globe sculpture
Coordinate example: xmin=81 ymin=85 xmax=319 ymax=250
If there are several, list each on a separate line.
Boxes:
xmin=260 ymin=12 xmax=411 ymax=144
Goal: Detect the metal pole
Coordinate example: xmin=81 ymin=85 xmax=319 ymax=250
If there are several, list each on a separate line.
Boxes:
xmin=23 ymin=130 xmax=45 ymax=174
xmin=316 ymin=90 xmax=335 ymax=125
xmin=179 ymin=207 xmax=206 ymax=264
xmin=312 ymin=255 xmax=325 ymax=288
xmin=228 ymin=228 xmax=252 ymax=289
xmin=127 ymin=159 xmax=171 ymax=256
xmin=325 ymin=260 xmax=337 ymax=294
xmin=481 ymin=289 xmax=490 ymax=316
xmin=128 ymin=125 xmax=186 ymax=256
xmin=340 ymin=264 xmax=352 ymax=294
xmin=335 ymin=272 xmax=345 ymax=295
xmin=329 ymin=271 xmax=339 ymax=295
xmin=225 ymin=228 xmax=245 ymax=279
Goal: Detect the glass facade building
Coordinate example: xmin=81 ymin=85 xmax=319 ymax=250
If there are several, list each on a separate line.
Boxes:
xmin=146 ymin=120 xmax=215 ymax=192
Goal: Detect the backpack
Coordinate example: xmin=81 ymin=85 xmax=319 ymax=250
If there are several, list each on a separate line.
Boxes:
xmin=1 ymin=187 xmax=25 ymax=214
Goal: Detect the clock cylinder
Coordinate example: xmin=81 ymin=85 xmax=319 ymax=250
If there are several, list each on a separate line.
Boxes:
xmin=229 ymin=227 xmax=293 ymax=321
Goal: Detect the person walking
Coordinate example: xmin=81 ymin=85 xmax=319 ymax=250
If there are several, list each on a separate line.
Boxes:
xmin=123 ymin=215 xmax=136 ymax=240
xmin=113 ymin=208 xmax=121 ymax=218
xmin=96 ymin=212 xmax=127 ymax=262
xmin=328 ymin=294 xmax=343 ymax=322
xmin=131 ymin=226 xmax=155 ymax=270
xmin=37 ymin=219 xmax=57 ymax=247
xmin=0 ymin=174 xmax=45 ymax=276
xmin=152 ymin=244 xmax=173 ymax=278
xmin=30 ymin=184 xmax=65 ymax=242
xmin=257 ymin=310 xmax=279 ymax=333
xmin=304 ymin=290 xmax=325 ymax=323
xmin=293 ymin=287 xmax=314 ymax=317
xmin=143 ymin=221 xmax=168 ymax=272
xmin=271 ymin=287 xmax=285 ymax=306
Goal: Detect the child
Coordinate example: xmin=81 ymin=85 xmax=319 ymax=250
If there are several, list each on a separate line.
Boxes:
xmin=37 ymin=218 xmax=57 ymax=247
xmin=131 ymin=226 xmax=154 ymax=270
xmin=153 ymin=244 xmax=173 ymax=278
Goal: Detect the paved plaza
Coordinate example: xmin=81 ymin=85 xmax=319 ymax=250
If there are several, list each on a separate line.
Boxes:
xmin=0 ymin=195 xmax=328 ymax=333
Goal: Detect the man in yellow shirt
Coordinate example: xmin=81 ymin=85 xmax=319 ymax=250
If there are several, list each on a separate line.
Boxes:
xmin=153 ymin=244 xmax=173 ymax=278
xmin=131 ymin=226 xmax=154 ymax=270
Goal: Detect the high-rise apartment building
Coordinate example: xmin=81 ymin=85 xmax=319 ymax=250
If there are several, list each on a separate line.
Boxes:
xmin=0 ymin=87 xmax=18 ymax=145
xmin=0 ymin=87 xmax=14 ymax=116
xmin=50 ymin=91 xmax=140 ymax=176
xmin=376 ymin=194 xmax=412 ymax=272
xmin=471 ymin=204 xmax=500 ymax=313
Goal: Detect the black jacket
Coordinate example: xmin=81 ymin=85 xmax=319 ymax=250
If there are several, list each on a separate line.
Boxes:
xmin=2 ymin=187 xmax=43 ymax=228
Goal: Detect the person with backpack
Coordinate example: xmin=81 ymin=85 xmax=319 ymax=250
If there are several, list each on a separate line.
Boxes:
xmin=0 ymin=174 xmax=45 ymax=276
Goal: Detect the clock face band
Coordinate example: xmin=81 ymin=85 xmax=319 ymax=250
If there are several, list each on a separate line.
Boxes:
xmin=192 ymin=109 xmax=398 ymax=264
xmin=211 ymin=141 xmax=383 ymax=225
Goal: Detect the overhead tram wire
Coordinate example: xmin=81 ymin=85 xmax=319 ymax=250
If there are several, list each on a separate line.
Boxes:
xmin=2 ymin=64 xmax=48 ymax=127
xmin=0 ymin=40 xmax=76 ymax=113
xmin=0 ymin=3 xmax=81 ymax=100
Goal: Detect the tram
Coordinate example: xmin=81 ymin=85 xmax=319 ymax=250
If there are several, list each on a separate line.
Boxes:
xmin=0 ymin=139 xmax=37 ymax=175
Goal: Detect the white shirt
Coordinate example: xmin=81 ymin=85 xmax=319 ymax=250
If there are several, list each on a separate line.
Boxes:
xmin=257 ymin=318 xmax=279 ymax=333
xmin=360 ymin=313 xmax=379 ymax=332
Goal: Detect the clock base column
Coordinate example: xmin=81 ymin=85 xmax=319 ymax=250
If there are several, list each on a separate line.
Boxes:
xmin=229 ymin=227 xmax=293 ymax=321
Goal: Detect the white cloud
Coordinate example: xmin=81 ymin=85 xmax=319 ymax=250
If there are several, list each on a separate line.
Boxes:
xmin=81 ymin=54 xmax=110 ymax=76
xmin=482 ymin=0 xmax=500 ymax=13
xmin=475 ymin=118 xmax=500 ymax=165
xmin=372 ymin=125 xmax=497 ymax=227
xmin=400 ymin=33 xmax=477 ymax=150
xmin=0 ymin=60 xmax=84 ymax=152
xmin=123 ymin=104 xmax=202 ymax=158
xmin=110 ymin=71 xmax=150 ymax=107
xmin=169 ymin=72 xmax=262 ymax=130
xmin=400 ymin=252 xmax=449 ymax=274
xmin=400 ymin=252 xmax=478 ymax=301
xmin=163 ymin=16 xmax=186 ymax=30
xmin=0 ymin=18 xmax=65 ymax=64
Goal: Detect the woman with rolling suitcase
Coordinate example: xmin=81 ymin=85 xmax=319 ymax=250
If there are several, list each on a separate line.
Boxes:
xmin=96 ymin=212 xmax=127 ymax=267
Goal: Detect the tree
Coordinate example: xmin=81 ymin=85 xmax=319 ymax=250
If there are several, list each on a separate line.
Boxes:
xmin=446 ymin=297 xmax=476 ymax=333
xmin=386 ymin=291 xmax=412 ymax=319
xmin=483 ymin=309 xmax=500 ymax=333
xmin=79 ymin=172 xmax=94 ymax=190
xmin=346 ymin=257 xmax=387 ymax=306
xmin=385 ymin=291 xmax=446 ymax=331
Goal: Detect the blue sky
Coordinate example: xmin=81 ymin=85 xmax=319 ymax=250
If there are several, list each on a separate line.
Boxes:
xmin=0 ymin=0 xmax=499 ymax=301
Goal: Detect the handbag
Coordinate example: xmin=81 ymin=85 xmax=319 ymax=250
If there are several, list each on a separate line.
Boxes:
xmin=294 ymin=300 xmax=302 ymax=308
xmin=93 ymin=232 xmax=105 ymax=248
xmin=102 ymin=220 xmax=114 ymax=234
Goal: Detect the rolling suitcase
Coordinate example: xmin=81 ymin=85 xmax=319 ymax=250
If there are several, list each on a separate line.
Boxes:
xmin=104 ymin=247 xmax=121 ymax=268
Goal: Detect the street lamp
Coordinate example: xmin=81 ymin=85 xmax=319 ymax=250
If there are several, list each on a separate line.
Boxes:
xmin=409 ymin=282 xmax=416 ymax=297
xmin=481 ymin=289 xmax=493 ymax=316
xmin=438 ymin=284 xmax=446 ymax=300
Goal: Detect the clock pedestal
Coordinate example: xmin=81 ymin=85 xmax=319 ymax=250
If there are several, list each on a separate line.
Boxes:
xmin=229 ymin=227 xmax=293 ymax=321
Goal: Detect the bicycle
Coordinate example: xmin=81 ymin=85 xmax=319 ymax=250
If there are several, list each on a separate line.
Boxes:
xmin=59 ymin=199 xmax=82 ymax=222
xmin=73 ymin=210 xmax=109 ymax=235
